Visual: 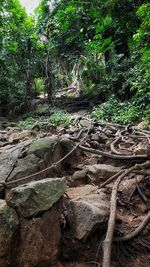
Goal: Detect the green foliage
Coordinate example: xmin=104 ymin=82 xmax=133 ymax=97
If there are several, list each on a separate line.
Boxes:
xmin=113 ymin=104 xmax=141 ymax=124
xmin=48 ymin=109 xmax=71 ymax=127
xmin=18 ymin=117 xmax=37 ymax=129
xmin=0 ymin=0 xmax=149 ymax=125
xmin=34 ymin=78 xmax=44 ymax=94
xmin=91 ymin=97 xmax=122 ymax=122
xmin=0 ymin=0 xmax=47 ymax=111
xmin=91 ymin=97 xmax=149 ymax=124
xmin=128 ymin=3 xmax=150 ymax=108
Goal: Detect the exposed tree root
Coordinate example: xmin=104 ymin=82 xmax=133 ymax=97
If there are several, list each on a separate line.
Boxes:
xmin=79 ymin=145 xmax=149 ymax=160
xmin=102 ymin=162 xmax=150 ymax=267
xmin=98 ymin=170 xmax=124 ymax=189
xmin=102 ymin=175 xmax=122 ymax=267
xmin=136 ymin=178 xmax=148 ymax=203
xmin=114 ymin=211 xmax=150 ymax=242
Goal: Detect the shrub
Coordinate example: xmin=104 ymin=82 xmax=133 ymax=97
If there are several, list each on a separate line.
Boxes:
xmin=91 ymin=97 xmax=122 ymax=121
xmin=48 ymin=109 xmax=71 ymax=127
xmin=91 ymin=97 xmax=147 ymax=125
xmin=19 ymin=117 xmax=37 ymax=129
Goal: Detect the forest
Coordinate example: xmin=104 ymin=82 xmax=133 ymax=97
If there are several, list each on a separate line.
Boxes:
xmin=0 ymin=0 xmax=149 ymax=124
xmin=0 ymin=1 xmax=150 ymax=267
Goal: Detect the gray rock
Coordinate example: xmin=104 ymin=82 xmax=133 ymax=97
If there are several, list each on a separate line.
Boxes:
xmin=31 ymin=124 xmax=41 ymax=132
xmin=67 ymin=190 xmax=109 ymax=240
xmin=71 ymin=169 xmax=89 ymax=186
xmin=60 ymin=137 xmax=77 ymax=165
xmin=91 ymin=133 xmax=100 ymax=142
xmin=6 ymin=178 xmax=66 ymax=218
xmin=2 ymin=137 xmax=62 ymax=182
xmin=0 ymin=133 xmax=8 ymax=142
xmin=0 ymin=142 xmax=27 ymax=183
xmin=80 ymin=119 xmax=91 ymax=128
xmin=0 ymin=200 xmax=19 ymax=266
xmin=99 ymin=133 xmax=108 ymax=143
xmin=87 ymin=164 xmax=121 ymax=179
xmin=72 ymin=169 xmax=88 ymax=180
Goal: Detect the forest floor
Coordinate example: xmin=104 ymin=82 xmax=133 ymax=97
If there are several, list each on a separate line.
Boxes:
xmin=0 ymin=105 xmax=150 ymax=267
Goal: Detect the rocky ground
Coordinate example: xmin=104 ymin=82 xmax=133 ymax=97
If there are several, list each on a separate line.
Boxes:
xmin=0 ymin=111 xmax=150 ymax=267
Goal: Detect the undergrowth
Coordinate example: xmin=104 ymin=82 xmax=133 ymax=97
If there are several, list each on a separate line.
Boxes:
xmin=18 ymin=108 xmax=71 ymax=129
xmin=19 ymin=117 xmax=38 ymax=129
xmin=91 ymin=96 xmax=150 ymax=127
xmin=48 ymin=109 xmax=71 ymax=127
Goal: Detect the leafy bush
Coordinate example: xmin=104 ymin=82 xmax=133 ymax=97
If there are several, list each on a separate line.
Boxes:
xmin=91 ymin=97 xmax=122 ymax=121
xmin=18 ymin=117 xmax=38 ymax=129
xmin=91 ymin=97 xmax=148 ymax=124
xmin=48 ymin=109 xmax=71 ymax=127
xmin=113 ymin=104 xmax=141 ymax=124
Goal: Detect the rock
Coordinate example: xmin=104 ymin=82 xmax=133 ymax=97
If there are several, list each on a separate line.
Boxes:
xmin=7 ymin=122 xmax=18 ymax=128
xmin=67 ymin=187 xmax=109 ymax=240
xmin=16 ymin=205 xmax=62 ymax=267
xmin=99 ymin=133 xmax=108 ymax=143
xmin=80 ymin=119 xmax=91 ymax=128
xmin=0 ymin=200 xmax=18 ymax=267
xmin=0 ymin=133 xmax=8 ymax=142
xmin=60 ymin=137 xmax=78 ymax=166
xmin=91 ymin=133 xmax=100 ymax=142
xmin=87 ymin=164 xmax=121 ymax=183
xmin=71 ymin=169 xmax=89 ymax=186
xmin=133 ymin=140 xmax=148 ymax=155
xmin=8 ymin=136 xmax=62 ymax=181
xmin=137 ymin=121 xmax=149 ymax=130
xmin=0 ymin=141 xmax=29 ymax=183
xmin=6 ymin=178 xmax=66 ymax=217
xmin=31 ymin=123 xmax=41 ymax=132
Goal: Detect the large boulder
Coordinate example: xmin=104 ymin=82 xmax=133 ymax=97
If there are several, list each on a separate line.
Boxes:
xmin=9 ymin=136 xmax=62 ymax=181
xmin=66 ymin=186 xmax=109 ymax=240
xmin=16 ymin=205 xmax=62 ymax=267
xmin=6 ymin=178 xmax=66 ymax=217
xmin=59 ymin=137 xmax=79 ymax=167
xmin=0 ymin=200 xmax=19 ymax=267
xmin=0 ymin=141 xmax=30 ymax=183
xmin=0 ymin=136 xmax=62 ymax=184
